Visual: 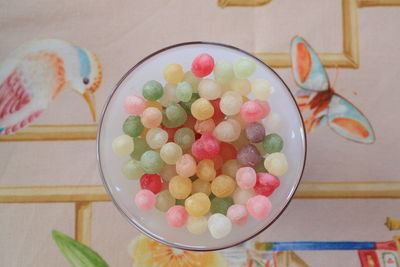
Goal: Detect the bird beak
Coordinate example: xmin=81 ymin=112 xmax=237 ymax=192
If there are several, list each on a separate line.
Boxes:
xmin=82 ymin=91 xmax=97 ymax=122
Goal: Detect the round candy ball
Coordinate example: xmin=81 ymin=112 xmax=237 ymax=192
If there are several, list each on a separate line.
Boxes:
xmin=194 ymin=119 xmax=215 ymax=134
xmin=262 ymin=133 xmax=284 ymax=153
xmin=162 ymin=103 xmax=187 ymax=128
xmin=124 ymin=95 xmax=146 ymax=115
xmin=155 ymin=190 xmax=175 ymax=212
xmin=134 ymin=189 xmax=156 ymax=210
xmin=251 ymin=79 xmax=273 ymax=100
xmin=208 ymin=213 xmax=232 ymax=239
xmin=185 ymin=192 xmax=211 ymax=217
xmin=230 ymin=78 xmax=251 ymax=96
xmin=112 ymin=135 xmax=134 ymax=157
xmin=245 ymin=122 xmax=266 ymax=143
xmin=141 ymin=107 xmax=162 ymax=128
xmin=140 ymin=151 xmax=164 ymax=174
xmin=143 ymin=80 xmax=164 ymax=101
xmin=220 ymin=91 xmax=243 ymax=116
xmin=262 ymin=112 xmax=283 ymax=132
xmin=122 ymin=159 xmax=144 ymax=180
xmin=166 ymin=206 xmax=188 ymax=227
xmin=176 ymin=81 xmax=193 ymax=102
xmin=211 ymin=175 xmax=236 ymax=198
xmin=227 ymin=204 xmax=248 ymax=226
xmin=240 ymin=101 xmax=268 ymax=123
xmin=237 ymin=144 xmax=262 ymax=167
xmin=186 ymin=216 xmax=208 ymax=235
xmin=214 ymin=59 xmax=234 ymax=84
xmin=254 ymin=173 xmax=280 ymax=196
xmin=169 ymin=176 xmax=192 ymax=199
xmin=213 ymin=119 xmax=241 ymax=142
xmin=164 ymin=64 xmax=184 ymax=84
xmin=233 ymin=188 xmax=255 ymax=205
xmin=140 ymin=173 xmax=163 ymax=194
xmin=146 ymin=128 xmax=168 ymax=149
xmin=191 ymin=53 xmax=214 ymax=78
xmin=160 ymin=142 xmax=182 ymax=165
xmin=264 ymin=152 xmax=288 ymax=176
xmin=123 ymin=116 xmax=144 ymax=137
xmin=233 ymin=57 xmax=256 ymax=79
xmin=246 ymin=195 xmax=272 ymax=219
xmin=176 ymin=154 xmax=197 ymax=178
xmin=191 ymin=98 xmax=214 ymax=120
xmin=198 ymin=79 xmax=222 ymax=100
xmin=191 ymin=133 xmax=220 ymax=160
xmin=196 ymin=159 xmax=216 ymax=182
xmin=236 ymin=167 xmax=257 ymax=190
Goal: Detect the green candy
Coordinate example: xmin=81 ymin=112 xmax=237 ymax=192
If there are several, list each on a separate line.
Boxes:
xmin=130 ymin=137 xmax=151 ymax=160
xmin=176 ymin=81 xmax=193 ymax=102
xmin=233 ymin=57 xmax=256 ymax=79
xmin=180 ymin=93 xmax=199 ymax=114
xmin=210 ymin=197 xmax=234 ymax=215
xmin=123 ymin=116 xmax=144 ymax=137
xmin=174 ymin=127 xmax=195 ymax=150
xmin=214 ymin=59 xmax=234 ymax=84
xmin=183 ymin=71 xmax=202 ymax=93
xmin=142 ymin=80 xmax=164 ymax=101
xmin=162 ymin=103 xmax=187 ymax=128
xmin=140 ymin=151 xmax=164 ymax=174
xmin=121 ymin=159 xmax=144 ymax=180
xmin=262 ymin=133 xmax=284 ymax=153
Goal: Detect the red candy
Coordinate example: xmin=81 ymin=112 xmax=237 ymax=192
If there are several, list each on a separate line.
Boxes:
xmin=191 ymin=133 xmax=220 ymax=159
xmin=210 ymin=98 xmax=225 ymax=121
xmin=254 ymin=173 xmax=280 ymax=196
xmin=219 ymin=142 xmax=237 ymax=162
xmin=191 ymin=53 xmax=214 ymax=78
xmin=140 ymin=174 xmax=163 ymax=194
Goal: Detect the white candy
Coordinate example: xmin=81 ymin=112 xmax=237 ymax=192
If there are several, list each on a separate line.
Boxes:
xmin=146 ymin=128 xmax=168 ymax=149
xmin=198 ymin=79 xmax=222 ymax=100
xmin=262 ymin=112 xmax=283 ymax=132
xmin=220 ymin=91 xmax=243 ymax=115
xmin=112 ymin=135 xmax=134 ymax=157
xmin=186 ymin=216 xmax=208 ymax=235
xmin=233 ymin=188 xmax=256 ymax=205
xmin=264 ymin=152 xmax=288 ymax=176
xmin=251 ymin=79 xmax=273 ymax=100
xmin=208 ymin=213 xmax=232 ymax=239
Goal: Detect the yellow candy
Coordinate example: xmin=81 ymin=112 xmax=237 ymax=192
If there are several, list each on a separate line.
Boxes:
xmin=112 ymin=135 xmax=134 ymax=157
xmin=160 ymin=142 xmax=182 ymax=165
xmin=186 ymin=216 xmax=208 ymax=235
xmin=196 ymin=159 xmax=216 ymax=182
xmin=192 ymin=179 xmax=211 ymax=195
xmin=230 ymin=78 xmax=251 ymax=96
xmin=251 ymin=79 xmax=273 ymax=100
xmin=211 ymin=175 xmax=236 ymax=198
xmin=221 ymin=159 xmax=241 ymax=178
xmin=146 ymin=101 xmax=163 ymax=111
xmin=185 ymin=192 xmax=211 ymax=217
xmin=163 ymin=64 xmax=184 ymax=84
xmin=264 ymin=152 xmax=288 ymax=176
xmin=169 ymin=176 xmax=192 ymax=199
xmin=191 ymin=98 xmax=214 ymax=120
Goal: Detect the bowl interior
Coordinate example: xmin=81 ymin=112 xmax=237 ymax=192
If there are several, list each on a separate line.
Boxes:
xmin=97 ymin=42 xmax=306 ymax=251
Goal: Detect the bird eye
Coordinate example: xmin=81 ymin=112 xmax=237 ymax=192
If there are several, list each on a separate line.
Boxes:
xmin=83 ymin=77 xmax=90 ymax=85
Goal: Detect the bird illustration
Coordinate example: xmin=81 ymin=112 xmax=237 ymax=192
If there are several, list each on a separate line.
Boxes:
xmin=0 ymin=39 xmax=102 ymax=135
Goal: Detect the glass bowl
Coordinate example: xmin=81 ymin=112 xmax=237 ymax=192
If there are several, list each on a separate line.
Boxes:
xmin=97 ymin=42 xmax=306 ymax=251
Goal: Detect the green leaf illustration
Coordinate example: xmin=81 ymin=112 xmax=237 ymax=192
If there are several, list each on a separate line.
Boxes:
xmin=52 ymin=230 xmax=109 ymax=267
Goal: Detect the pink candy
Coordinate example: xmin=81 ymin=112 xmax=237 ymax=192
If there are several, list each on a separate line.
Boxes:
xmin=166 ymin=205 xmax=188 ymax=227
xmin=246 ymin=195 xmax=272 ymax=219
xmin=134 ymin=189 xmax=156 ymax=210
xmin=240 ymin=100 xmax=269 ymax=123
xmin=191 ymin=133 xmax=220 ymax=160
xmin=254 ymin=173 xmax=280 ymax=196
xmin=236 ymin=167 xmax=257 ymax=189
xmin=124 ymin=95 xmax=146 ymax=115
xmin=227 ymin=204 xmax=248 ymax=226
xmin=191 ymin=53 xmax=214 ymax=78
xmin=176 ymin=154 xmax=197 ymax=178
xmin=141 ymin=107 xmax=162 ymax=128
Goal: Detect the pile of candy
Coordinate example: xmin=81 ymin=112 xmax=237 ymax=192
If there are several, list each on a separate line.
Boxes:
xmin=112 ymin=53 xmax=287 ymax=239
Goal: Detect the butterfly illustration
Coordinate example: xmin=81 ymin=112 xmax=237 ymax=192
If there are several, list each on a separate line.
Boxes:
xmin=290 ymin=36 xmax=375 ymax=144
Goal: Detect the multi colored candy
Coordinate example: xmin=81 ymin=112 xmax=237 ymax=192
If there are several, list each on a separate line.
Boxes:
xmin=112 ymin=53 xmax=291 ymax=239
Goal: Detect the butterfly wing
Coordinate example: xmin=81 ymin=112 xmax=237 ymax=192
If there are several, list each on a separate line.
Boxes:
xmin=291 ymin=36 xmax=330 ymax=91
xmin=327 ymin=94 xmax=375 ymax=143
